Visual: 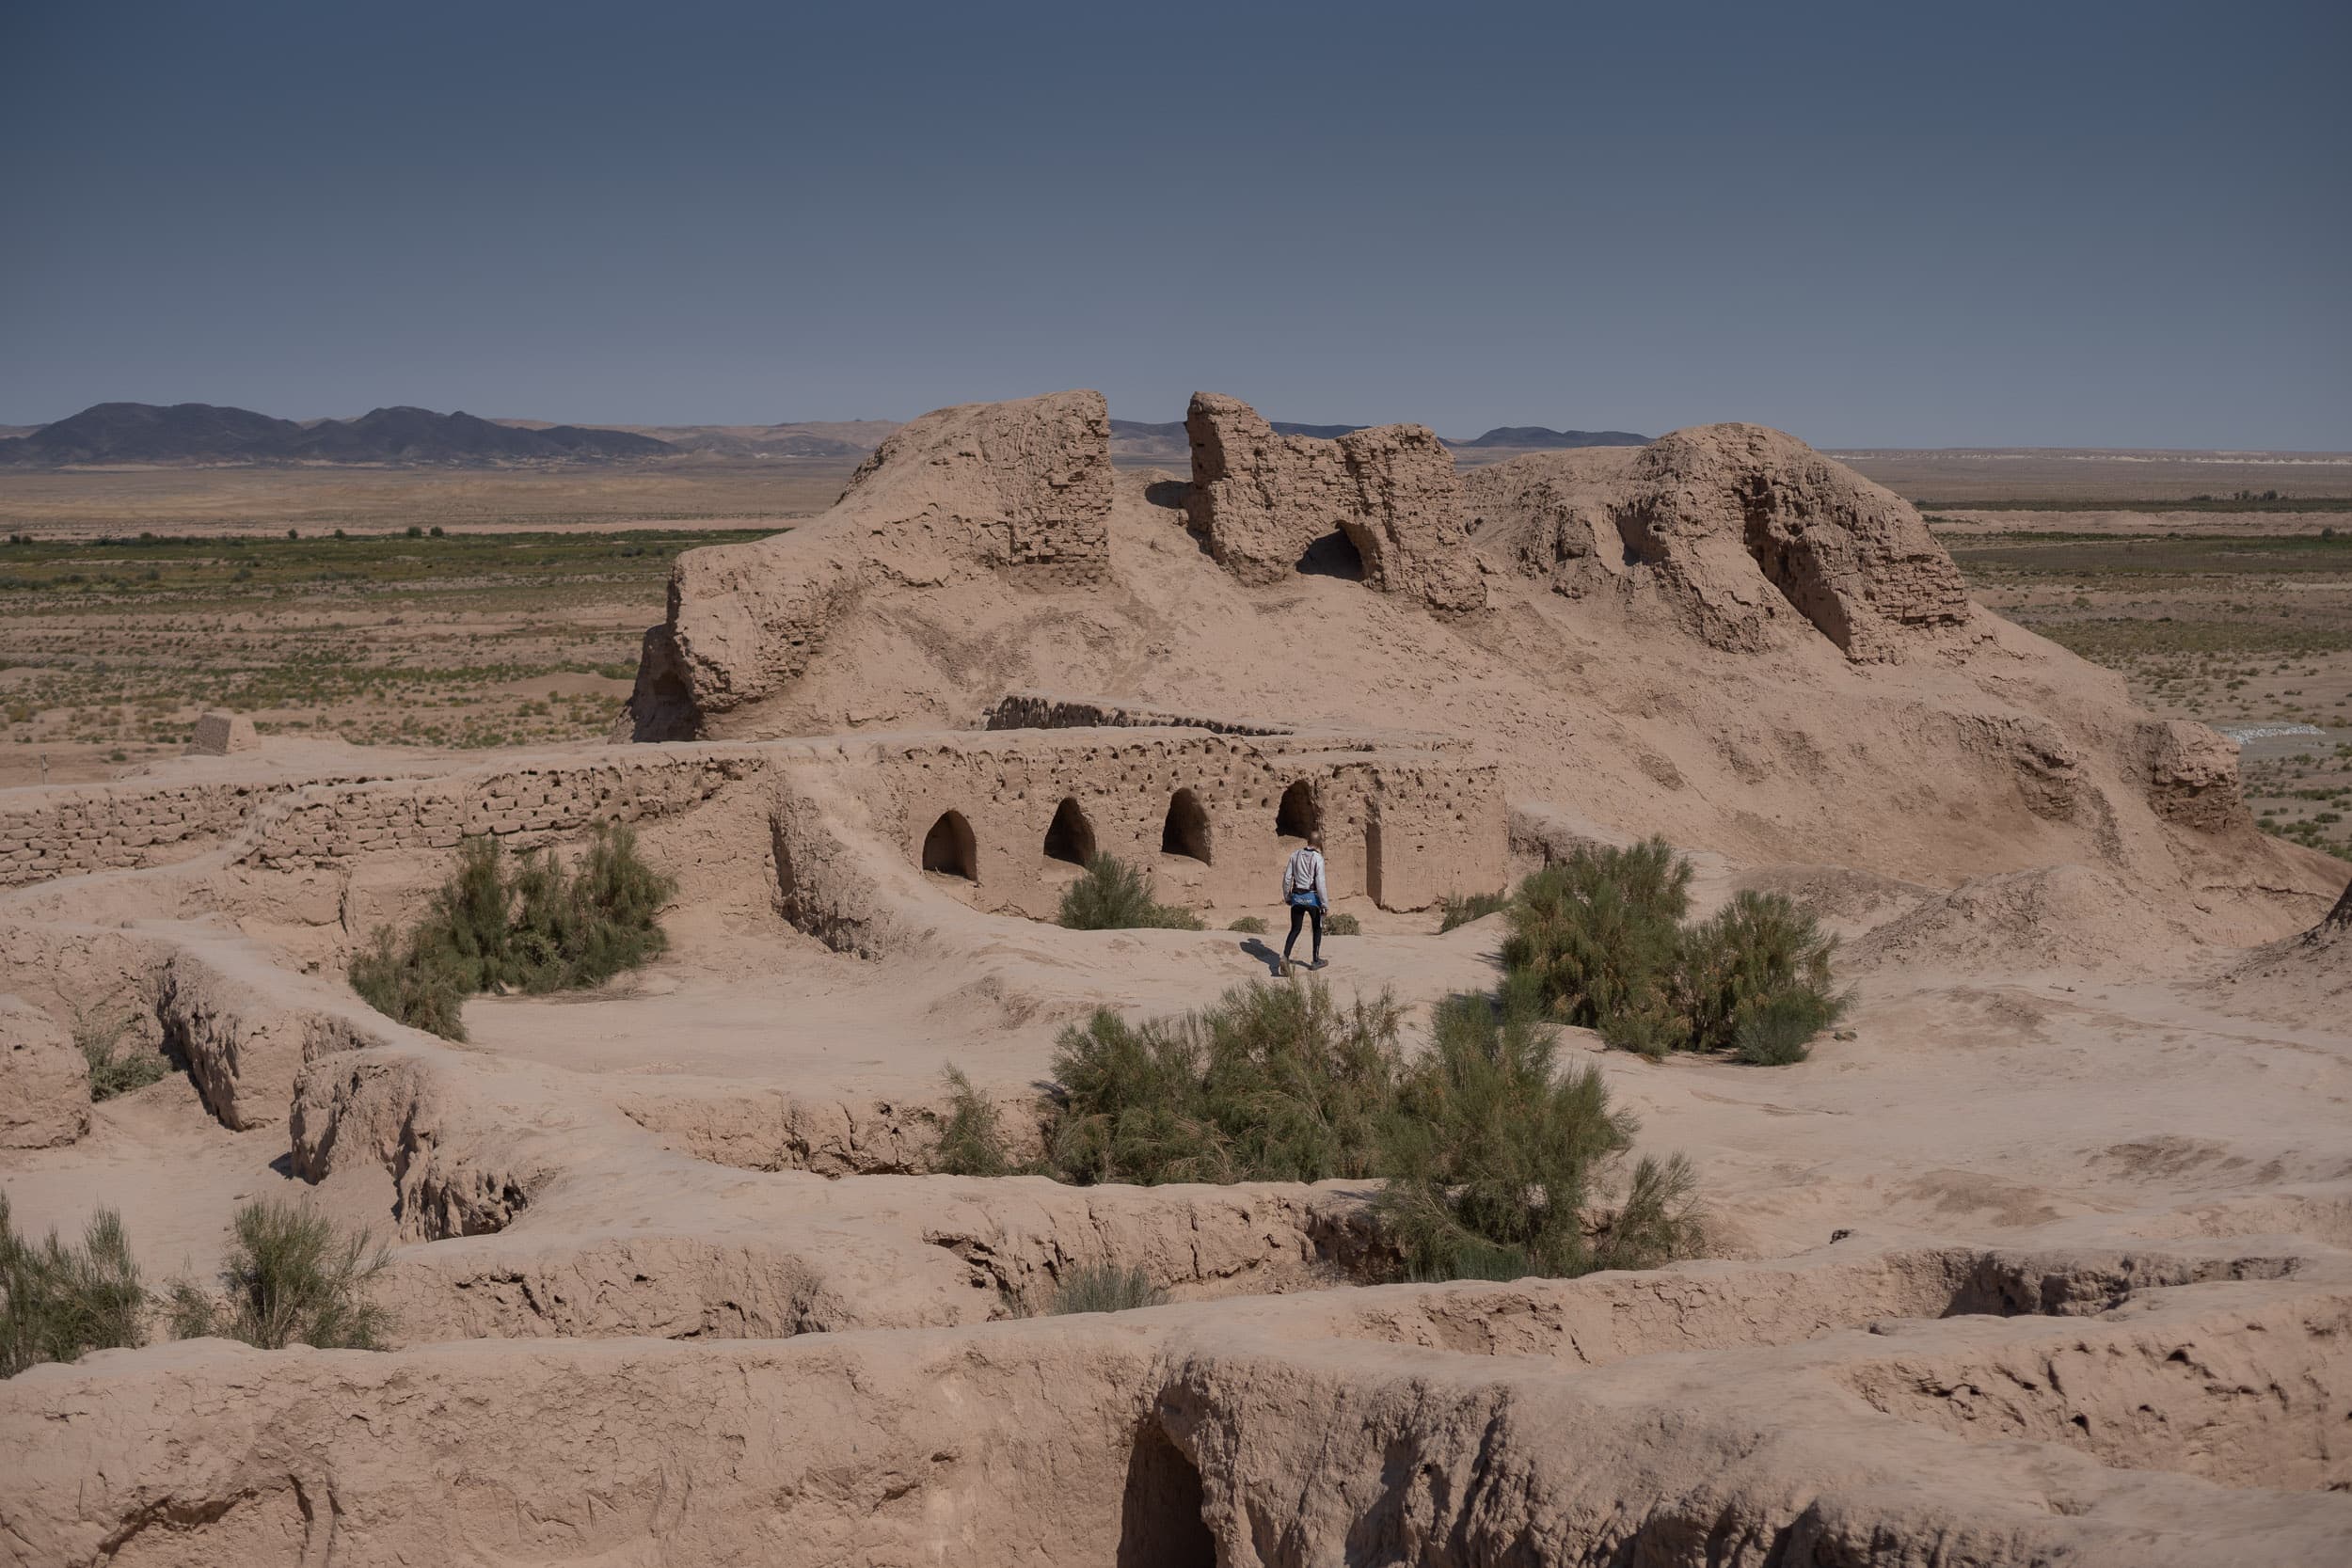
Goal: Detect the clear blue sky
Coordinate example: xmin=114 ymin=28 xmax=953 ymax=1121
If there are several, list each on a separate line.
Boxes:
xmin=4 ymin=0 xmax=2345 ymax=447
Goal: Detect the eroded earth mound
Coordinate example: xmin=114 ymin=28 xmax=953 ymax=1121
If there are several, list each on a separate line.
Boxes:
xmin=6 ymin=387 xmax=2351 ymax=1565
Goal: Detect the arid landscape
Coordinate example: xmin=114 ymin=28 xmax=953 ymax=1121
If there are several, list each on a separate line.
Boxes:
xmin=4 ymin=388 xmax=2350 ymax=1563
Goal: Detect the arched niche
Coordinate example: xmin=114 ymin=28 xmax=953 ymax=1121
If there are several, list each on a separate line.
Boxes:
xmin=921 ymin=810 xmax=977 ymax=880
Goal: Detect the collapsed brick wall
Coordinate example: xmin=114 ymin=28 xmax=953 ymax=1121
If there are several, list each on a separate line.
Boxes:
xmin=5 ymin=728 xmax=1508 ymax=922
xmin=0 ymin=779 xmax=296 ymax=888
xmin=238 ymin=753 xmax=761 ymax=868
xmin=983 ymin=691 xmax=1295 ymax=737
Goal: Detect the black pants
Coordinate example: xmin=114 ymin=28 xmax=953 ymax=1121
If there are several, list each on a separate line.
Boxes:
xmin=1284 ymin=902 xmax=1323 ymax=961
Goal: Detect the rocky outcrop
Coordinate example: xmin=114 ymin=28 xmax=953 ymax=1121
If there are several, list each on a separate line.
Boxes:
xmin=2139 ymin=719 xmax=2246 ymax=831
xmin=0 ymin=994 xmax=88 ymax=1148
xmin=1465 ymin=422 xmax=1972 ymax=660
xmin=1183 ymin=391 xmax=1486 ymax=612
xmin=630 ymin=389 xmax=1115 ymax=738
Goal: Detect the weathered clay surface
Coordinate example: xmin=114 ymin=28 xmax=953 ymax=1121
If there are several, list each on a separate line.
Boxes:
xmin=1465 ymin=421 xmax=1970 ymax=660
xmin=0 ymin=994 xmax=87 ymax=1149
xmin=1184 ymin=390 xmax=1486 ymax=611
xmin=631 ymin=389 xmax=1114 ymax=737
xmin=2139 ymin=717 xmax=2246 ymax=829
xmin=157 ymin=940 xmax=387 ymax=1131
xmin=6 ymin=1254 xmax=2349 ymax=1566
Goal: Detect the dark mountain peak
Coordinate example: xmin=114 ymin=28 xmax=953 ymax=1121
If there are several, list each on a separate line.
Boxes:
xmin=1453 ymin=426 xmax=1650 ymax=449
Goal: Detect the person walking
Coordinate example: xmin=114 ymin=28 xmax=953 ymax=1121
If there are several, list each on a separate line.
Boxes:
xmin=1281 ymin=832 xmax=1329 ymax=972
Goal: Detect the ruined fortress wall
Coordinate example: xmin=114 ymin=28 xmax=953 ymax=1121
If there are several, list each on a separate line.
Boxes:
xmin=3 ymin=727 xmax=1507 ymax=919
xmin=237 ymin=752 xmax=758 ymax=869
xmin=0 ymin=779 xmax=279 ymax=887
xmin=868 ymin=729 xmax=1503 ymax=917
xmin=982 ymin=691 xmax=1295 ymax=737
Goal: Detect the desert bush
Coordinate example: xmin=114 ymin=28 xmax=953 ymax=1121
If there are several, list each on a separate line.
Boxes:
xmin=1500 ymin=843 xmax=1844 ymax=1065
xmin=1376 ymin=992 xmax=1704 ymax=1280
xmin=1438 ymin=890 xmax=1508 ymax=932
xmin=1227 ymin=915 xmax=1268 ymax=934
xmin=348 ymin=826 xmax=675 ymax=1037
xmin=71 ymin=995 xmax=167 ymax=1101
xmin=168 ymin=1199 xmax=390 ymax=1351
xmin=1678 ymin=891 xmax=1851 ymax=1062
xmin=1057 ymin=852 xmax=1204 ymax=931
xmin=1 ymin=1194 xmax=148 ymax=1377
xmin=1502 ymin=839 xmax=1692 ymax=1051
xmin=1046 ymin=982 xmax=1402 ymax=1186
xmin=1324 ymin=911 xmax=1361 ymax=936
xmin=1039 ymin=980 xmax=1705 ymax=1283
xmin=1044 ymin=1262 xmax=1167 ymax=1315
xmin=932 ymin=1066 xmax=1017 ymax=1176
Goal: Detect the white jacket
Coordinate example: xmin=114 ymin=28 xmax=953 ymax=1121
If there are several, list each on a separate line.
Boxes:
xmin=1281 ymin=847 xmax=1328 ymax=904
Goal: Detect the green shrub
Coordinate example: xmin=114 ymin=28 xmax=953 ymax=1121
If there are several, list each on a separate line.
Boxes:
xmin=72 ymin=997 xmax=167 ymax=1101
xmin=347 ymin=826 xmax=675 ymax=1037
xmin=1044 ymin=1262 xmax=1167 ymax=1315
xmin=1679 ymin=890 xmax=1851 ymax=1061
xmin=1502 ymin=838 xmax=1691 ymax=1047
xmin=1325 ymin=911 xmax=1361 ymax=936
xmin=932 ymin=1066 xmax=1017 ymax=1176
xmin=0 ymin=1194 xmax=148 ymax=1377
xmin=1046 ymin=982 xmax=1401 ymax=1186
xmin=1227 ymin=915 xmax=1268 ymax=934
xmin=1057 ymin=853 xmax=1203 ymax=931
xmin=168 ymin=1199 xmax=390 ymax=1351
xmin=1376 ymin=992 xmax=1704 ymax=1280
xmin=1500 ymin=843 xmax=1845 ymax=1065
xmin=1438 ymin=890 xmax=1508 ymax=932
xmin=1039 ymin=980 xmax=1707 ymax=1284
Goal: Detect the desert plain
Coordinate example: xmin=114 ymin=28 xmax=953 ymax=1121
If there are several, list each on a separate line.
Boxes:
xmin=3 ymin=394 xmax=2351 ymax=1564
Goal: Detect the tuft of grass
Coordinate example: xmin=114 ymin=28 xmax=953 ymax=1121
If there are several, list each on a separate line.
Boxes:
xmin=1438 ymin=890 xmax=1508 ymax=932
xmin=1057 ymin=852 xmax=1204 ymax=931
xmin=1227 ymin=915 xmax=1268 ymax=934
xmin=1499 ymin=843 xmax=1845 ymax=1065
xmin=72 ymin=995 xmax=168 ymax=1101
xmin=1324 ymin=911 xmax=1361 ymax=936
xmin=168 ymin=1199 xmax=390 ymax=1351
xmin=1043 ymin=1262 xmax=1167 ymax=1315
xmin=932 ymin=1066 xmax=1018 ymax=1176
xmin=348 ymin=825 xmax=675 ymax=1038
xmin=1 ymin=1193 xmax=148 ymax=1377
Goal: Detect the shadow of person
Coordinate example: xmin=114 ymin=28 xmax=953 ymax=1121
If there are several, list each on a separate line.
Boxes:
xmin=1237 ymin=938 xmax=1286 ymax=976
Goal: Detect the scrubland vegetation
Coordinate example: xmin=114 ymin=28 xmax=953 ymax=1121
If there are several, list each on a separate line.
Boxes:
xmin=1945 ymin=528 xmax=2352 ymax=860
xmin=0 ymin=528 xmax=751 ymax=768
xmin=1502 ymin=839 xmax=1848 ymax=1063
xmin=71 ymin=995 xmax=167 ymax=1100
xmin=2 ymin=1192 xmax=396 ymax=1377
xmin=938 ymin=976 xmax=1705 ymax=1284
xmin=168 ymin=1200 xmax=391 ymax=1351
xmin=350 ymin=827 xmax=674 ymax=1039
xmin=1057 ymin=852 xmax=1204 ymax=930
xmin=0 ymin=1195 xmax=146 ymax=1377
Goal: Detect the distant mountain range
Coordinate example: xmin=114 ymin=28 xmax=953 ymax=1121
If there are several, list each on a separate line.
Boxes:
xmin=0 ymin=402 xmax=1650 ymax=468
xmin=0 ymin=403 xmax=670 ymax=467
xmin=1450 ymin=425 xmax=1649 ymax=450
xmin=1106 ymin=418 xmax=1647 ymax=463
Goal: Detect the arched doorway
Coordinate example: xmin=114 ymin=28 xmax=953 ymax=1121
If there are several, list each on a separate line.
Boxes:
xmin=1161 ymin=789 xmax=1211 ymax=863
xmin=1276 ymin=780 xmax=1319 ymax=842
xmin=921 ymin=810 xmax=977 ymax=880
xmin=1043 ymin=797 xmax=1095 ymax=865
